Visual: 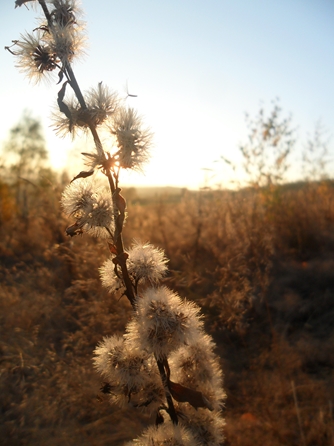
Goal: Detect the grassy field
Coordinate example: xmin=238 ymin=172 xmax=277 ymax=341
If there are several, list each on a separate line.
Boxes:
xmin=1 ymin=178 xmax=334 ymax=445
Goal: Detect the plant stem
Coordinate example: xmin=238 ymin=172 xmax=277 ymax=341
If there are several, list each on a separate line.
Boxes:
xmin=66 ymin=66 xmax=136 ymax=306
xmin=38 ymin=0 xmax=52 ymax=26
xmin=38 ymin=1 xmax=87 ymax=111
xmin=156 ymin=357 xmax=178 ymax=425
xmin=45 ymin=12 xmax=136 ymax=306
xmin=291 ymin=380 xmax=306 ymax=446
xmin=103 ymin=170 xmax=136 ymax=306
xmin=65 ymin=63 xmax=87 ymax=110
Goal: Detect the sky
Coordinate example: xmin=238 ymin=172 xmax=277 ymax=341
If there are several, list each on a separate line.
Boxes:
xmin=1 ymin=0 xmax=334 ymax=189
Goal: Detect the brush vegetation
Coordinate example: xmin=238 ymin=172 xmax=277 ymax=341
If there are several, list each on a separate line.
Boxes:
xmin=2 ymin=0 xmax=334 ymax=443
xmin=1 ymin=149 xmax=334 ymax=444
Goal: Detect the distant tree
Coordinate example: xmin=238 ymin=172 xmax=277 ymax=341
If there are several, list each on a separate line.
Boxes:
xmin=218 ymin=100 xmax=296 ymax=189
xmin=239 ymin=100 xmax=295 ymax=188
xmin=301 ymin=120 xmax=331 ymax=182
xmin=1 ymin=111 xmax=49 ymax=219
xmin=0 ymin=180 xmax=16 ymax=226
xmin=2 ymin=110 xmax=48 ymax=183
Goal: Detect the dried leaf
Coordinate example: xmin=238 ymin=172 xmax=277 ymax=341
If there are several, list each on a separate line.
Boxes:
xmin=100 ymin=382 xmax=112 ymax=394
xmin=70 ymin=169 xmax=94 ymax=183
xmin=57 ymin=70 xmax=64 ymax=85
xmin=108 ymin=243 xmax=118 ymax=255
xmin=169 ymin=380 xmax=213 ymax=411
xmin=15 ymin=0 xmax=35 ymax=8
xmin=112 ymin=252 xmax=129 ymax=266
xmin=65 ymin=223 xmax=83 ymax=237
xmin=156 ymin=411 xmax=164 ymax=425
xmin=57 ymin=82 xmax=72 ymax=119
xmin=113 ymin=188 xmax=127 ymax=213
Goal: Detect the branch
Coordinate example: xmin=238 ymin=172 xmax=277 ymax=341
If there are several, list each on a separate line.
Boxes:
xmin=156 ymin=357 xmax=178 ymax=425
xmin=38 ymin=0 xmax=52 ymax=25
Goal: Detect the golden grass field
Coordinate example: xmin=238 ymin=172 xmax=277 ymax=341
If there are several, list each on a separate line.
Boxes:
xmin=1 ymin=178 xmax=334 ymax=445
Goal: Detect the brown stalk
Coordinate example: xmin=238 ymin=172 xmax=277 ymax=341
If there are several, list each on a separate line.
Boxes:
xmin=156 ymin=356 xmax=178 ymax=425
xmin=38 ymin=0 xmax=52 ymax=25
xmin=38 ymin=0 xmax=136 ymax=304
xmin=38 ymin=0 xmax=177 ymax=424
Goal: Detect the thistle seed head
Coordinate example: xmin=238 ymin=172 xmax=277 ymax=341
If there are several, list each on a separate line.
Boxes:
xmin=127 ymin=240 xmax=169 ymax=284
xmin=61 ymin=179 xmax=114 ymax=238
xmin=125 ymin=287 xmax=203 ymax=360
xmin=109 ymin=106 xmax=152 ymax=171
xmin=124 ymin=422 xmax=201 ymax=446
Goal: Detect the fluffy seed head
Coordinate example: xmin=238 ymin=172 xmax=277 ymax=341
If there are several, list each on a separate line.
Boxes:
xmin=85 ymin=83 xmax=120 ymax=125
xmin=117 ymin=377 xmax=165 ymax=414
xmin=93 ymin=335 xmax=150 ymax=390
xmin=49 ymin=22 xmax=86 ymax=63
xmin=93 ymin=336 xmax=164 ymax=413
xmin=169 ymin=334 xmax=226 ymax=410
xmin=8 ymin=1 xmax=86 ymax=82
xmin=124 ymin=422 xmax=201 ymax=446
xmin=125 ymin=287 xmax=203 ymax=360
xmin=99 ymin=258 xmax=123 ymax=293
xmin=52 ymin=84 xmax=119 ymax=137
xmin=127 ymin=241 xmax=169 ymax=284
xmin=8 ymin=32 xmax=59 ymax=83
xmin=109 ymin=106 xmax=152 ymax=171
xmin=178 ymin=407 xmax=225 ymax=446
xmin=61 ymin=179 xmax=114 ymax=237
xmin=99 ymin=242 xmax=168 ymax=293
xmin=50 ymin=0 xmax=79 ymax=27
xmin=52 ymin=96 xmax=89 ymax=137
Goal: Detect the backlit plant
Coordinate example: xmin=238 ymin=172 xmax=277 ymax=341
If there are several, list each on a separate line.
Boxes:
xmin=6 ymin=1 xmax=226 ymax=443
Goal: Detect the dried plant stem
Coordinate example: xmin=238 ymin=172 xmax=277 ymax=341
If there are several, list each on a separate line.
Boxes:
xmin=8 ymin=2 xmax=227 ymax=442
xmin=38 ymin=2 xmax=87 ymax=111
xmin=36 ymin=4 xmax=177 ymax=417
xmin=63 ymin=67 xmax=136 ymax=306
xmin=89 ymin=125 xmax=105 ymax=159
xmin=38 ymin=0 xmax=52 ymax=25
xmin=65 ymin=63 xmax=87 ymax=109
xmin=65 ymin=66 xmax=176 ymax=420
xmin=291 ymin=380 xmax=306 ymax=446
xmin=156 ymin=357 xmax=178 ymax=425
xmin=37 ymin=0 xmax=135 ymax=306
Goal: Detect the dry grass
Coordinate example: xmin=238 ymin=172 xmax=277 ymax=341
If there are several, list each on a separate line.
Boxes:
xmin=1 ymin=179 xmax=334 ymax=445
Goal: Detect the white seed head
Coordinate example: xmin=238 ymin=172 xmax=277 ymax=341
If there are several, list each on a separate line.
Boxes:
xmin=61 ymin=178 xmax=95 ymax=215
xmin=49 ymin=22 xmax=86 ymax=64
xmin=51 ymin=96 xmax=91 ymax=137
xmin=10 ymin=32 xmax=59 ymax=83
xmin=49 ymin=0 xmax=82 ymax=27
xmin=127 ymin=240 xmax=169 ymax=284
xmin=52 ymin=84 xmax=119 ymax=137
xmin=61 ymin=179 xmax=114 ymax=237
xmin=99 ymin=258 xmax=123 ymax=293
xmin=112 ymin=375 xmax=165 ymax=414
xmin=9 ymin=0 xmax=86 ymax=83
xmin=109 ymin=106 xmax=152 ymax=171
xmin=100 ymin=242 xmax=168 ymax=293
xmin=93 ymin=335 xmax=151 ymax=389
xmin=125 ymin=287 xmax=203 ymax=360
xmin=169 ymin=334 xmax=226 ymax=410
xmin=93 ymin=336 xmax=164 ymax=413
xmin=125 ymin=422 xmax=201 ymax=446
xmin=85 ymin=83 xmax=120 ymax=125
xmin=178 ymin=407 xmax=225 ymax=446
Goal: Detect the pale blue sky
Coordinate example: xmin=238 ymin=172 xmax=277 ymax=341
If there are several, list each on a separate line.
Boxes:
xmin=1 ymin=0 xmax=334 ymax=188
